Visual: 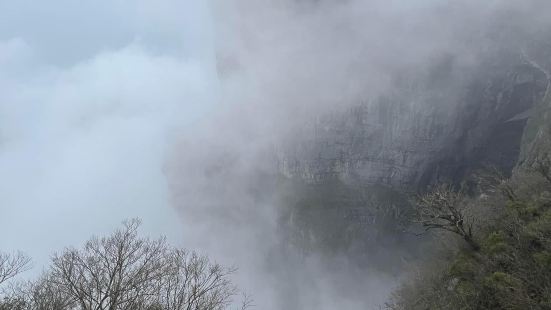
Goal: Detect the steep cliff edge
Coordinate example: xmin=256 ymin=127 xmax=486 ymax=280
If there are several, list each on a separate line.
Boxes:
xmin=279 ymin=50 xmax=548 ymax=190
xmin=276 ymin=31 xmax=551 ymax=271
xmin=386 ymin=42 xmax=551 ymax=308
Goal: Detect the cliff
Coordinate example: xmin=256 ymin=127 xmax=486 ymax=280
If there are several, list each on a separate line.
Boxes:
xmin=275 ymin=29 xmax=551 ymax=271
xmin=278 ymin=49 xmax=548 ymax=190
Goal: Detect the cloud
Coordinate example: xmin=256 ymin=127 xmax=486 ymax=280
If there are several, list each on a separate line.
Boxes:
xmin=166 ymin=0 xmax=551 ymax=309
xmin=2 ymin=0 xmax=551 ymax=308
xmin=0 ymin=0 xmax=217 ymax=270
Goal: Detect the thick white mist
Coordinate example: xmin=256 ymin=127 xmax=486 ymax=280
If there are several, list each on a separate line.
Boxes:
xmin=167 ymin=1 xmax=551 ymax=309
xmin=3 ymin=1 xmax=549 ymax=309
xmin=0 ymin=0 xmax=216 ymax=269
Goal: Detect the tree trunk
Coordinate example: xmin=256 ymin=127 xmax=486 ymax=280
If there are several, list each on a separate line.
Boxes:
xmin=464 ymin=235 xmax=480 ymax=251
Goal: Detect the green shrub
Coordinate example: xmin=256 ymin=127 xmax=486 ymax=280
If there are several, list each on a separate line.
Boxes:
xmin=533 ymin=251 xmax=551 ymax=267
xmin=449 ymin=254 xmax=479 ymax=280
xmin=484 ymin=231 xmax=509 ymax=255
xmin=387 ymin=169 xmax=551 ymax=309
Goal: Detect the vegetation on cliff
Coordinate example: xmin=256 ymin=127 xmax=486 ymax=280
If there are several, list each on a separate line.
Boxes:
xmin=387 ymin=139 xmax=551 ymax=309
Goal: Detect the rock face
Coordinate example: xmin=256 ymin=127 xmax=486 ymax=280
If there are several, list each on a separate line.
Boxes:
xmin=276 ymin=44 xmax=551 ymax=268
xmin=279 ymin=49 xmax=549 ymax=189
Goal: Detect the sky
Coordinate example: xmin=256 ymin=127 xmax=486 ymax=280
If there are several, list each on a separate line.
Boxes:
xmin=0 ymin=0 xmax=216 ymax=267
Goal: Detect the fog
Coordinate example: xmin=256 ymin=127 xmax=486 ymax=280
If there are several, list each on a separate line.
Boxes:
xmin=0 ymin=0 xmax=215 ymax=266
xmin=1 ymin=0 xmax=550 ymax=309
xmin=169 ymin=1 xmax=551 ymax=309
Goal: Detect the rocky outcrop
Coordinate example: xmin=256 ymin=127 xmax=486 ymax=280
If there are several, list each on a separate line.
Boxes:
xmin=279 ymin=49 xmax=549 ymax=190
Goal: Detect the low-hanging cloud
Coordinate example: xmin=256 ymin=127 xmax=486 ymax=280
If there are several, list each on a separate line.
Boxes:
xmin=167 ymin=0 xmax=551 ymax=309
xmin=2 ymin=0 xmax=551 ymax=309
xmin=0 ymin=0 xmax=216 ymax=271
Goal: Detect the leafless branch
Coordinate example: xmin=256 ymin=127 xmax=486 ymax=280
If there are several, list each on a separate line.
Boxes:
xmin=0 ymin=252 xmax=31 ymax=286
xmin=43 ymin=218 xmax=239 ymax=310
xmin=412 ymin=185 xmax=479 ymax=251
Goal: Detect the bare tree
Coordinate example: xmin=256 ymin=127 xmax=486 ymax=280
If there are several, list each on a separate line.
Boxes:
xmin=0 ymin=296 xmax=25 ymax=310
xmin=475 ymin=166 xmax=518 ymax=201
xmin=0 ymin=252 xmax=31 ymax=286
xmin=50 ymin=219 xmax=167 ymax=310
xmin=152 ymin=249 xmax=237 ymax=310
xmin=413 ymin=185 xmax=479 ymax=251
xmin=46 ymin=219 xmax=241 ymax=310
xmin=1 ymin=274 xmax=74 ymax=310
xmin=236 ymin=293 xmax=254 ymax=310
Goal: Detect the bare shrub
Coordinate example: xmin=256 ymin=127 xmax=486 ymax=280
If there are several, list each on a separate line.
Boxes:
xmin=413 ymin=185 xmax=479 ymax=251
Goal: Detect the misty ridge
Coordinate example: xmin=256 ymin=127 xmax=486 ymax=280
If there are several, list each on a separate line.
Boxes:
xmin=1 ymin=0 xmax=551 ymax=309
